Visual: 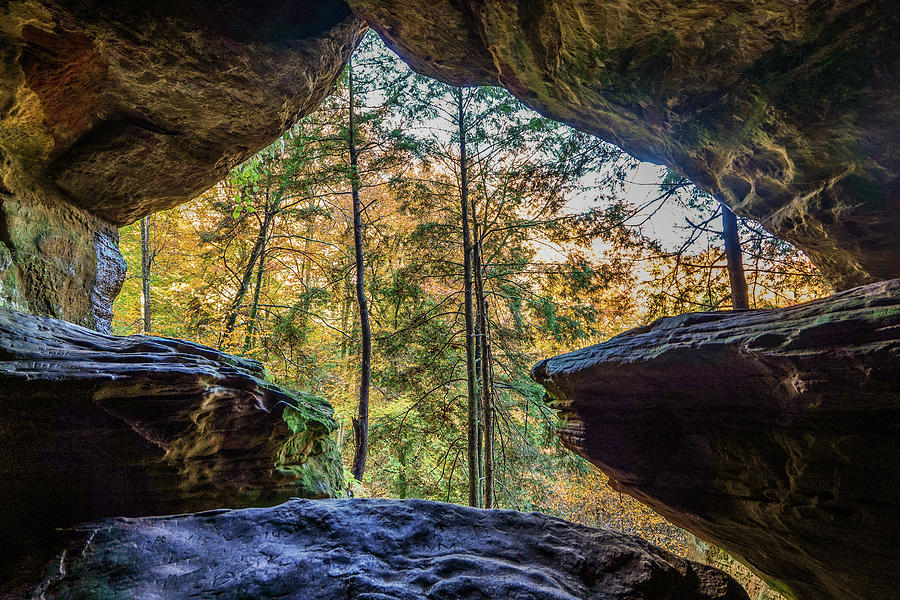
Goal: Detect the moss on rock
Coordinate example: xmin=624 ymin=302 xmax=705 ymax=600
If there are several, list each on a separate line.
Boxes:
xmin=276 ymin=394 xmax=345 ymax=499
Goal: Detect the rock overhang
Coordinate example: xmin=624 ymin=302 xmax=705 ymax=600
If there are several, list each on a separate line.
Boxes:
xmin=2 ymin=0 xmax=898 ymax=293
xmin=1 ymin=0 xmax=366 ymax=225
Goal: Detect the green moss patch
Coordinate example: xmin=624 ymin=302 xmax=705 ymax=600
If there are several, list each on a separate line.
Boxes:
xmin=275 ymin=392 xmax=344 ymax=498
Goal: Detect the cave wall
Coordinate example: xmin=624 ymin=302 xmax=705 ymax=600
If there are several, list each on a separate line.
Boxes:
xmin=685 ymin=536 xmax=784 ymax=600
xmin=0 ymin=0 xmax=896 ymax=319
xmin=0 ymin=0 xmax=364 ymax=327
xmin=350 ymin=0 xmax=900 ymax=290
xmin=1 ymin=0 xmax=897 ymax=320
xmin=0 ymin=184 xmax=122 ymax=331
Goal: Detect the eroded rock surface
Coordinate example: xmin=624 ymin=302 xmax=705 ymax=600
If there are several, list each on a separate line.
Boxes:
xmin=0 ymin=0 xmax=364 ymax=324
xmin=0 ymin=186 xmax=124 ymax=331
xmin=350 ymin=0 xmax=900 ymax=289
xmin=0 ymin=307 xmax=343 ymax=589
xmin=686 ymin=535 xmax=784 ymax=600
xmin=27 ymin=498 xmax=749 ymax=600
xmin=1 ymin=0 xmax=364 ymax=223
xmin=531 ymin=279 xmax=900 ymax=600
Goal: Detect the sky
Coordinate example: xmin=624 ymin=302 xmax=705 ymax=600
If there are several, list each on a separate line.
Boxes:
xmin=567 ymin=160 xmax=722 ymax=254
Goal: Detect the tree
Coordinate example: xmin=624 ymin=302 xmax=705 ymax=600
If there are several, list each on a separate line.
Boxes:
xmin=456 ymin=87 xmax=483 ymax=508
xmin=349 ymin=58 xmax=373 ymax=483
xmin=219 ymin=167 xmax=273 ymax=348
xmin=720 ymin=204 xmax=749 ymax=309
xmin=140 ymin=216 xmax=152 ymax=333
xmin=111 ymin=33 xmax=828 ymax=539
xmin=382 ymin=65 xmax=641 ymax=507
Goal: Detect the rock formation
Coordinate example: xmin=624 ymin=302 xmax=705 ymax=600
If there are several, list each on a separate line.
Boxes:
xmin=1 ymin=1 xmax=898 ymax=599
xmin=531 ymin=278 xmax=900 ymax=600
xmin=349 ymin=0 xmax=900 ymax=290
xmin=685 ymin=535 xmax=784 ymax=600
xmin=26 ymin=498 xmax=749 ymax=600
xmin=0 ymin=307 xmax=343 ymax=590
xmin=1 ymin=0 xmax=897 ymax=319
xmin=0 ymin=184 xmax=124 ymax=330
xmin=2 ymin=1 xmax=897 ymax=320
xmin=0 ymin=0 xmax=364 ymax=328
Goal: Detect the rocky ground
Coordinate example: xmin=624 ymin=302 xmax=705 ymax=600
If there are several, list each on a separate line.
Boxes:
xmin=26 ymin=498 xmax=749 ymax=600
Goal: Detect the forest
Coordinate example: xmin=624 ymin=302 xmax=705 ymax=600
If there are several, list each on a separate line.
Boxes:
xmin=112 ymin=33 xmax=827 ymax=558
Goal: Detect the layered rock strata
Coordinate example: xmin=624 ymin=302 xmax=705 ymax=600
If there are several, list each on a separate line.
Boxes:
xmin=0 ymin=307 xmax=343 ymax=590
xmin=350 ymin=0 xmax=900 ymax=289
xmin=531 ymin=279 xmax=900 ymax=600
xmin=0 ymin=0 xmax=364 ymax=325
xmin=27 ymin=498 xmax=749 ymax=600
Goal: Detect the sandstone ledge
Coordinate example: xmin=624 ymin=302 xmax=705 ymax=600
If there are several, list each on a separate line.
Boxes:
xmin=532 ymin=279 xmax=900 ymax=600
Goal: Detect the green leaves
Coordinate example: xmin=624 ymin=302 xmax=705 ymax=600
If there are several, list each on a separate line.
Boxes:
xmin=232 ymin=196 xmax=256 ymax=220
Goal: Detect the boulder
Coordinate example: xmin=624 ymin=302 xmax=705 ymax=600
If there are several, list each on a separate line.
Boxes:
xmin=531 ymin=279 xmax=900 ymax=600
xmin=27 ymin=498 xmax=749 ymax=600
xmin=349 ymin=0 xmax=900 ymax=289
xmin=0 ymin=307 xmax=343 ymax=589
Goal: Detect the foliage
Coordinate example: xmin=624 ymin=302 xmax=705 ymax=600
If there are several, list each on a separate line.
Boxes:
xmin=543 ymin=465 xmax=687 ymax=555
xmin=113 ymin=32 xmax=828 ymax=561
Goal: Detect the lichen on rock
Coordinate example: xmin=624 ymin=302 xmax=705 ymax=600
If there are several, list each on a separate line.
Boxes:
xmin=276 ymin=394 xmax=345 ymax=499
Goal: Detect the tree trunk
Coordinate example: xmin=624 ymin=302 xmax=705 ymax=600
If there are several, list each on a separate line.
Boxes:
xmin=349 ymin=62 xmax=372 ymax=483
xmin=221 ymin=207 xmax=272 ymax=346
xmin=458 ymin=88 xmax=483 ymax=508
xmin=721 ymin=204 xmax=750 ymax=310
xmin=339 ymin=277 xmax=352 ymax=360
xmin=473 ymin=296 xmax=484 ymax=494
xmin=242 ymin=219 xmax=269 ymax=353
xmin=471 ymin=206 xmax=493 ymax=508
xmin=140 ymin=216 xmax=152 ymax=334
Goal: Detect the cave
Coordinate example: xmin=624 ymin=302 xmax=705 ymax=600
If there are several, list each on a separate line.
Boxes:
xmin=1 ymin=1 xmax=897 ymax=599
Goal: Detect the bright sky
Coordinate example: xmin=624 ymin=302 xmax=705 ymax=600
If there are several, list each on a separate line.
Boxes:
xmin=567 ymin=160 xmax=718 ymax=254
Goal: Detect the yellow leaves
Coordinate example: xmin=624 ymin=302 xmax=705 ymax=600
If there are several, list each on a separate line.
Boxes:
xmin=540 ymin=468 xmax=688 ymax=555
